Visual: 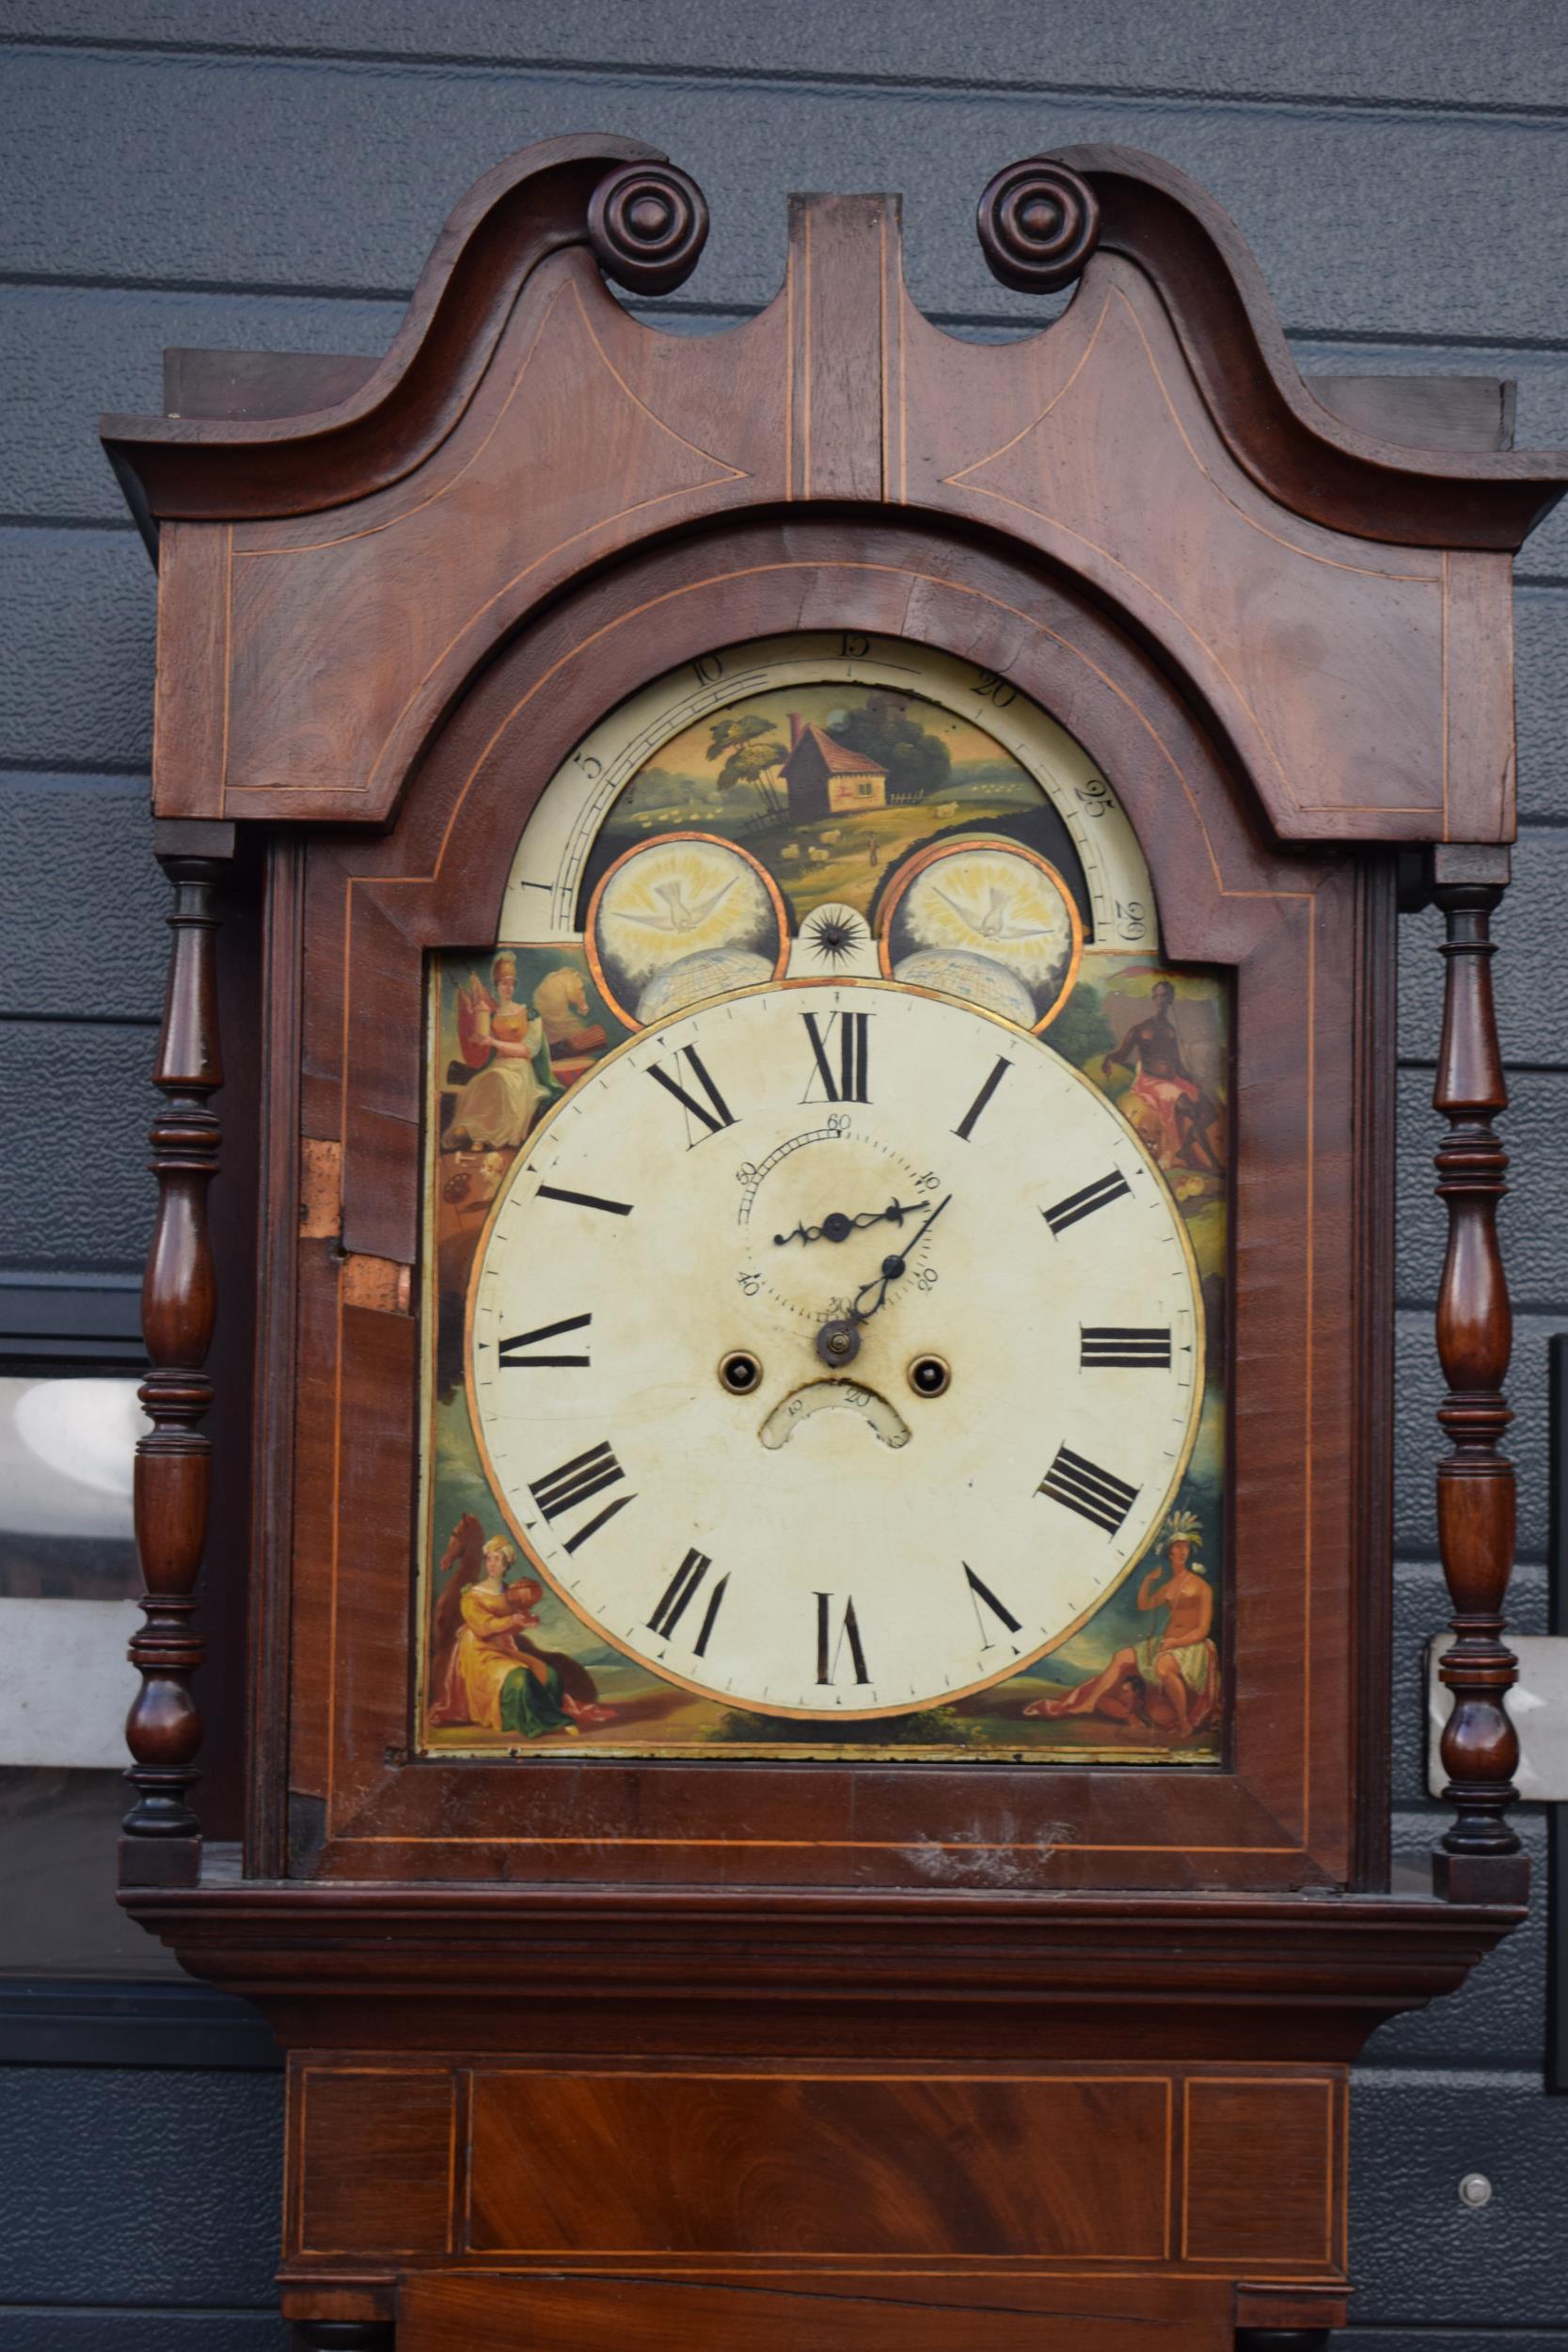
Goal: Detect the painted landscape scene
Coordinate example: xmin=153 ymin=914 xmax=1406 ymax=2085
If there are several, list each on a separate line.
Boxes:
xmin=580 ymin=680 xmax=1083 ymax=932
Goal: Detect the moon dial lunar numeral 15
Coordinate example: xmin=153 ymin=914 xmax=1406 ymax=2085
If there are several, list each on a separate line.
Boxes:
xmin=468 ymin=980 xmax=1203 ymax=1719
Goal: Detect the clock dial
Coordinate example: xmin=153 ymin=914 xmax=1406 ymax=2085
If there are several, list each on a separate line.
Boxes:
xmin=467 ymin=980 xmax=1202 ymax=1719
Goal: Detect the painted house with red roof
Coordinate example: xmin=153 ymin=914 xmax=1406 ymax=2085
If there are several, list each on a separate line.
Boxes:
xmin=780 ymin=713 xmax=888 ymax=818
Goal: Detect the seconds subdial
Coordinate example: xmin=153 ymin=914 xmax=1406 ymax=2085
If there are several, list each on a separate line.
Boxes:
xmin=737 ymin=1120 xmax=948 ymax=1340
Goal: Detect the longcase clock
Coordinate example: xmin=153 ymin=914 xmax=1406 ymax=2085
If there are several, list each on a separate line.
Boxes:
xmin=101 ymin=136 xmax=1567 ymax=2350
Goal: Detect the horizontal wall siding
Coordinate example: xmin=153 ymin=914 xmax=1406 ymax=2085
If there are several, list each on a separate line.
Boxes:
xmin=12 ymin=0 xmax=1568 ymax=108
xmin=0 ymin=48 xmax=1565 ymax=340
xmin=2 ymin=8 xmax=1565 ymax=2344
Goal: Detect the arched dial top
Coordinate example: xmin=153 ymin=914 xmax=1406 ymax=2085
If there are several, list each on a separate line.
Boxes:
xmin=499 ymin=632 xmax=1158 ymax=956
xmin=467 ymin=979 xmax=1203 ymax=1721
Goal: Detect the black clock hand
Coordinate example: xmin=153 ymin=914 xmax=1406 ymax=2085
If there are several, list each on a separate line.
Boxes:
xmin=774 ymin=1199 xmax=925 ymax=1248
xmin=848 ymin=1192 xmax=951 ymax=1323
xmin=815 ymin=1194 xmax=952 ymax=1369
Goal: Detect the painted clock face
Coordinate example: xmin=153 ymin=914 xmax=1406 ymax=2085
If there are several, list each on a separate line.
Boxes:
xmin=467 ymin=978 xmax=1203 ymax=1719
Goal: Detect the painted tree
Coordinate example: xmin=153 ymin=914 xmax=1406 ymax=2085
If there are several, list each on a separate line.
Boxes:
xmin=706 ymin=713 xmax=788 ymax=818
xmin=829 ymin=692 xmax=952 ymax=804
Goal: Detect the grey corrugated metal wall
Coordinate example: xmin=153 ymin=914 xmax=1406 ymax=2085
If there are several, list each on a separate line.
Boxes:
xmin=2 ymin=8 xmax=1566 ymax=2345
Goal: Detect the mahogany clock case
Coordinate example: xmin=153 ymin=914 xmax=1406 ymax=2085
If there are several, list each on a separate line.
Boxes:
xmin=101 ymin=136 xmax=1566 ymax=2350
xmin=255 ymin=519 xmax=1377 ymax=1898
xmin=101 ymin=133 xmax=1560 ymax=1911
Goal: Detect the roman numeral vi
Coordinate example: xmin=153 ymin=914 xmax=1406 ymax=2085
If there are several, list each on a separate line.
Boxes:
xmin=816 ymin=1592 xmax=870 ymax=1685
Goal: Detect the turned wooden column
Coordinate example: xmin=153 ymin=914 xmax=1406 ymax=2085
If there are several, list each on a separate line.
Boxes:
xmin=120 ymin=820 xmax=236 ymax=1889
xmin=1430 ymin=846 xmax=1526 ymax=1904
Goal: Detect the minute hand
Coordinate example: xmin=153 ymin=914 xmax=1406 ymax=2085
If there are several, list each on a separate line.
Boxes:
xmin=848 ymin=1192 xmax=952 ymax=1326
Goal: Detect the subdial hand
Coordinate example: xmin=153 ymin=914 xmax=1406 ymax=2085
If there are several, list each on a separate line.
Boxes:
xmin=815 ymin=1193 xmax=953 ymax=1369
xmin=774 ymin=1200 xmax=925 ymax=1248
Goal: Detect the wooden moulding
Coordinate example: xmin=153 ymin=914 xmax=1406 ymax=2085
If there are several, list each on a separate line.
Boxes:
xmin=101 ymin=135 xmax=690 ymax=540
xmin=104 ymin=142 xmax=1562 ymax=850
xmin=122 ymin=1880 xmax=1520 ymax=2066
xmin=107 ymin=141 xmax=1568 ymax=552
xmin=996 ymin=149 xmax=1561 ymax=549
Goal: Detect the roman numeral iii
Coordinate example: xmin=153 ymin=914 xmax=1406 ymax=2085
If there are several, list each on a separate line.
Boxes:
xmin=648 ymin=1548 xmax=729 ymax=1656
xmin=496 ymin=1312 xmax=592 ymax=1369
xmin=1080 ymin=1326 xmax=1172 ymax=1369
xmin=1042 ymin=1169 xmax=1131 ymax=1235
xmin=646 ymin=1044 xmax=736 ymax=1143
xmin=816 ymin=1592 xmax=870 ymax=1685
xmin=1037 ymin=1444 xmax=1140 ymax=1536
xmin=801 ymin=1009 xmax=870 ymax=1104
xmin=528 ymin=1441 xmax=634 ymax=1551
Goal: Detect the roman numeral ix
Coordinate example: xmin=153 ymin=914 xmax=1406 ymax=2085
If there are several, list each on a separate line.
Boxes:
xmin=1080 ymin=1326 xmax=1172 ymax=1369
xmin=528 ymin=1441 xmax=634 ymax=1551
xmin=496 ymin=1312 xmax=592 ymax=1369
xmin=1037 ymin=1444 xmax=1140 ymax=1537
xmin=535 ymin=1182 xmax=634 ymax=1216
xmin=816 ymin=1592 xmax=870 ymax=1685
xmin=1042 ymin=1168 xmax=1131 ymax=1236
xmin=646 ymin=1044 xmax=736 ymax=1144
xmin=648 ymin=1548 xmax=729 ymax=1657
xmin=801 ymin=1009 xmax=870 ymax=1104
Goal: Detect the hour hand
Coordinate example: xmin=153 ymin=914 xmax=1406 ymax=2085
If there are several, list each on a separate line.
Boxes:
xmin=774 ymin=1200 xmax=925 ymax=1248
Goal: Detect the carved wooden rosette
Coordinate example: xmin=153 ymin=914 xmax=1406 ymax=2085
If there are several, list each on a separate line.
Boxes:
xmin=1431 ymin=853 xmax=1525 ymax=1901
xmin=587 ymin=160 xmax=708 ymax=293
xmin=122 ymin=826 xmax=234 ymax=1885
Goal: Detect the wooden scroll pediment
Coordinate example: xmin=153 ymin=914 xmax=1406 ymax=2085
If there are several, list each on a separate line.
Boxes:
xmin=103 ymin=139 xmax=1567 ymax=849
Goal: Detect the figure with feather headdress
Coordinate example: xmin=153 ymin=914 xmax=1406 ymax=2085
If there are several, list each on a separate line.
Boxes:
xmin=1025 ymin=1508 xmax=1218 ymax=1739
xmin=428 ymin=1514 xmax=611 ymax=1737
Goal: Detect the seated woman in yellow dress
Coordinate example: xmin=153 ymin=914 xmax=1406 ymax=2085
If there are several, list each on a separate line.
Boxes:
xmin=442 ymin=952 xmax=561 ymax=1150
xmin=429 ymin=1525 xmax=612 ymax=1739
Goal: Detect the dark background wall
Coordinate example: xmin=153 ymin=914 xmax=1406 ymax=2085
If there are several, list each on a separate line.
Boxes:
xmin=2 ymin=7 xmax=1566 ymax=2346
